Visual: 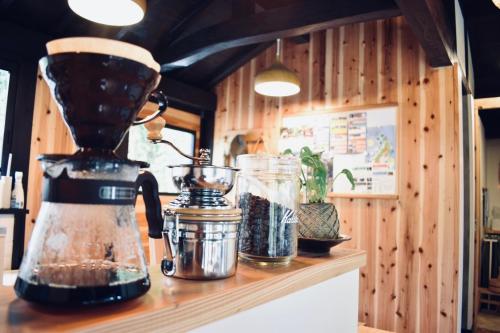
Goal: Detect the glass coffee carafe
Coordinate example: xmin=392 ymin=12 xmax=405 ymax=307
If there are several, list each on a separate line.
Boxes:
xmin=14 ymin=37 xmax=166 ymax=305
xmin=15 ymin=155 xmax=163 ymax=305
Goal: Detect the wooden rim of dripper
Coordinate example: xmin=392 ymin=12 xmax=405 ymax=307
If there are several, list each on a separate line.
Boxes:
xmin=46 ymin=37 xmax=161 ymax=72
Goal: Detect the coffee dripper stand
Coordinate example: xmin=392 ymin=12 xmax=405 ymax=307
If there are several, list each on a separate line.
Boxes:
xmin=144 ymin=118 xmax=241 ymax=280
xmin=14 ymin=44 xmax=169 ymax=306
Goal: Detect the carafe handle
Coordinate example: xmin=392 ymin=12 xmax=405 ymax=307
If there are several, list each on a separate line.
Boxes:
xmin=135 ymin=171 xmax=163 ymax=239
xmin=133 ymin=90 xmax=168 ymax=125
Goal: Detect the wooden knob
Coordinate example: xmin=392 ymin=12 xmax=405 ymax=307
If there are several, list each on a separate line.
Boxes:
xmin=144 ymin=116 xmax=166 ymax=141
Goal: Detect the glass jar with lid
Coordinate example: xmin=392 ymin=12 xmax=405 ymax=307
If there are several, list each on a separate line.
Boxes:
xmin=236 ymin=154 xmax=301 ymax=264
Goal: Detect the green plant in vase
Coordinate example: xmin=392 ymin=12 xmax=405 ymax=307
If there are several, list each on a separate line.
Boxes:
xmin=284 ymin=146 xmax=355 ymax=240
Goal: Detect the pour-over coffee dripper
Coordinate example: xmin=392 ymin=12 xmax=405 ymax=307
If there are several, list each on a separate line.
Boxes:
xmin=14 ymin=38 xmax=167 ymax=306
xmin=41 ymin=37 xmax=167 ymax=155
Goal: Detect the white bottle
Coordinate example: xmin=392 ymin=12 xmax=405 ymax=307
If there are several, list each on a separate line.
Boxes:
xmin=10 ymin=172 xmax=24 ymax=209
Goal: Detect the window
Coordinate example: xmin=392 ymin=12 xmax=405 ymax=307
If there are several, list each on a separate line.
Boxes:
xmin=0 ymin=69 xmax=10 ymax=166
xmin=128 ymin=123 xmax=196 ymax=194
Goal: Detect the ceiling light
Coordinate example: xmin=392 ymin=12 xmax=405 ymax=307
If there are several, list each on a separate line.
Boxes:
xmin=254 ymin=39 xmax=300 ymax=97
xmin=493 ymin=1 xmax=500 ymax=9
xmin=68 ymin=0 xmax=146 ymax=26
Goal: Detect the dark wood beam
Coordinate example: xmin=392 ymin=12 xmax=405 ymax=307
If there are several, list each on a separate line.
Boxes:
xmin=158 ymin=77 xmax=217 ymax=113
xmin=290 ymin=34 xmax=310 ymax=44
xmin=0 ymin=21 xmax=50 ymax=60
xmin=158 ymin=0 xmax=400 ymax=70
xmin=0 ymin=0 xmax=15 ymax=10
xmin=394 ymin=0 xmax=455 ymax=67
xmin=157 ymin=0 xmax=215 ymax=47
xmin=206 ymin=42 xmax=273 ymax=88
xmin=232 ymin=0 xmax=255 ymax=18
xmin=112 ymin=1 xmax=207 ymax=50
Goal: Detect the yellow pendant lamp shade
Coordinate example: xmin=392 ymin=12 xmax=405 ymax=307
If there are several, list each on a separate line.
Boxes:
xmin=254 ymin=39 xmax=301 ymax=97
xmin=68 ymin=0 xmax=146 ymax=26
xmin=254 ymin=62 xmax=301 ymax=97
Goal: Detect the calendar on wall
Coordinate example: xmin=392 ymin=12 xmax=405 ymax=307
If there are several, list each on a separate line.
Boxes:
xmin=278 ymin=105 xmax=398 ymax=197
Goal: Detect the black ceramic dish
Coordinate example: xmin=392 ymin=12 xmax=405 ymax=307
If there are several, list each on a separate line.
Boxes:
xmin=298 ymin=234 xmax=352 ymax=256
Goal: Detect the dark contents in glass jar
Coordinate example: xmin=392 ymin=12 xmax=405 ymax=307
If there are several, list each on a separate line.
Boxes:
xmin=238 ymin=192 xmax=296 ymax=257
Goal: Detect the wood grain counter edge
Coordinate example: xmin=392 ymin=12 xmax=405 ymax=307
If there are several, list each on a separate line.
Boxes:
xmin=82 ymin=249 xmax=366 ymax=333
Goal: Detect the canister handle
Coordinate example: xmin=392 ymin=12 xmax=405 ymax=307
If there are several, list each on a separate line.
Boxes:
xmin=161 ymin=210 xmax=178 ymax=277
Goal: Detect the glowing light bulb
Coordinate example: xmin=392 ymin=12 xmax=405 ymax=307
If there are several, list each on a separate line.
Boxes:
xmin=68 ymin=0 xmax=146 ymax=26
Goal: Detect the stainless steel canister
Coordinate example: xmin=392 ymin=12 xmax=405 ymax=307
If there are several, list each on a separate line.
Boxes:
xmin=161 ymin=207 xmax=241 ymax=280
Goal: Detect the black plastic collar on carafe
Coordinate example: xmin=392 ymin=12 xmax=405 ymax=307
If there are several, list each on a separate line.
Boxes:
xmin=42 ymin=169 xmax=137 ymax=205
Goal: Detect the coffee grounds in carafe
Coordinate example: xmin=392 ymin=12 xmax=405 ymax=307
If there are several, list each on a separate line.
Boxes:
xmin=14 ymin=276 xmax=150 ymax=306
xmin=14 ymin=262 xmax=150 ymax=306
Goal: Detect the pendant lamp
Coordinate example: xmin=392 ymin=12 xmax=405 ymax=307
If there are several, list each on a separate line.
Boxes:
xmin=493 ymin=0 xmax=500 ymax=9
xmin=254 ymin=39 xmax=300 ymax=97
xmin=68 ymin=0 xmax=146 ymax=26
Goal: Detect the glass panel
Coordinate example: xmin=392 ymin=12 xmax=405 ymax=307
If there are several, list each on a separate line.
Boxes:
xmin=0 ymin=69 xmax=10 ymax=166
xmin=128 ymin=124 xmax=195 ymax=193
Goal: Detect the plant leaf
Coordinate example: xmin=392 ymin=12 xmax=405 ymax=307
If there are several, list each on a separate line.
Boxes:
xmin=340 ymin=169 xmax=356 ymax=190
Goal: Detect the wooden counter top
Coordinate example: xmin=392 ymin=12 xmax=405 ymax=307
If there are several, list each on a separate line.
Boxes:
xmin=0 ymin=248 xmax=365 ymax=333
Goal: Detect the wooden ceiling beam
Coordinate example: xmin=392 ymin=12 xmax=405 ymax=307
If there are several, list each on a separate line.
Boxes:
xmin=232 ymin=0 xmax=255 ymax=18
xmin=158 ymin=77 xmax=217 ymax=113
xmin=289 ymin=34 xmax=310 ymax=44
xmin=394 ymin=0 xmax=455 ymax=67
xmin=158 ymin=0 xmax=400 ymax=71
xmin=158 ymin=0 xmax=215 ymax=47
xmin=205 ymin=41 xmax=273 ymax=88
xmin=0 ymin=0 xmax=15 ymax=10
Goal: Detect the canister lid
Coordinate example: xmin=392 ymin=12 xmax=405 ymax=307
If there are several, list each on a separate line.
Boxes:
xmin=236 ymin=154 xmax=300 ymax=174
xmin=165 ymin=206 xmax=242 ymax=222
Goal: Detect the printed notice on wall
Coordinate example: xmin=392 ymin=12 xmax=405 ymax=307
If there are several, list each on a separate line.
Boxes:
xmin=279 ymin=106 xmax=397 ymax=196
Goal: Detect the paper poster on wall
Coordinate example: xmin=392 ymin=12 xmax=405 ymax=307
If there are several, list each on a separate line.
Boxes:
xmin=279 ymin=114 xmax=331 ymax=154
xmin=279 ymin=106 xmax=398 ymax=196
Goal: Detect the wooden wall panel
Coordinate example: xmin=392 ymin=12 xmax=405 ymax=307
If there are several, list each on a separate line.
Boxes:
xmin=395 ymin=21 xmax=421 ymax=333
xmin=213 ymin=17 xmax=460 ymax=333
xmin=310 ymin=31 xmax=325 ymax=110
xmin=419 ymin=47 xmax=441 ymax=333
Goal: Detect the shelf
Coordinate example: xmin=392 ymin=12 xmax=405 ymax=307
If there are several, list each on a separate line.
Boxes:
xmin=0 ymin=208 xmax=29 ymax=214
xmin=0 ymin=248 xmax=365 ymax=333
